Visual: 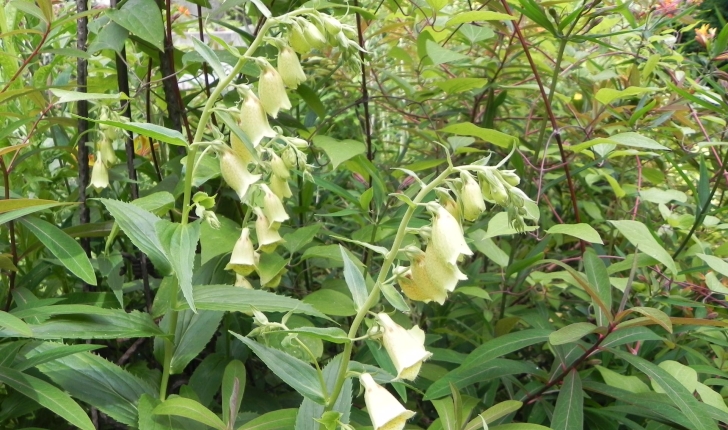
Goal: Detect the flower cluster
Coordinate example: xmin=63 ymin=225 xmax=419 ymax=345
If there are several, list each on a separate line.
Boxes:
xmin=91 ymin=108 xmax=120 ymax=189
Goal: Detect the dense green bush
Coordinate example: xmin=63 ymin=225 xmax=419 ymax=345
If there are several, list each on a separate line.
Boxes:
xmin=1 ymin=0 xmax=728 ymax=428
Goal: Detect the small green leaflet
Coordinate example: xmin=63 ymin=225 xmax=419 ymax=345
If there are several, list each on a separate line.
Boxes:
xmin=441 ymin=122 xmax=517 ymax=148
xmin=546 ymin=223 xmax=603 ymax=244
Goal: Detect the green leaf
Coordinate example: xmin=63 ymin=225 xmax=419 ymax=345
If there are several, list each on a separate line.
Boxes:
xmin=222 ymin=360 xmax=246 ymax=426
xmin=190 ymin=37 xmax=227 ymax=81
xmin=601 ymin=326 xmax=663 ymax=348
xmin=277 ymin=327 xmax=350 ymax=344
xmin=232 ymin=334 xmax=326 ymax=404
xmin=546 ymin=223 xmax=603 ymax=244
xmin=584 ymin=249 xmax=612 ymax=327
xmin=19 ymin=217 xmax=96 ymax=285
xmin=153 ymin=397 xmax=226 ymax=429
xmin=312 ymin=136 xmax=366 ymax=170
xmin=168 ymin=310 xmax=224 ymax=373
xmin=491 ymin=424 xmax=551 ymax=430
xmin=433 ymin=397 xmax=457 ymax=430
xmin=446 ymin=10 xmax=515 ymax=26
xmin=81 ymin=117 xmax=186 ymax=146
xmin=297 ymin=84 xmax=326 ymax=119
xmin=133 ymin=191 xmax=176 ymax=214
xmin=549 ymin=322 xmax=597 ymax=345
xmin=425 ymin=40 xmax=468 ymax=65
xmin=595 ymin=365 xmax=651 ymax=394
xmin=88 ymin=20 xmax=129 ymax=54
xmin=249 ymin=0 xmax=271 ymax=17
xmin=106 ymin=0 xmax=164 ymax=50
xmin=238 ymin=408 xmax=298 ymax=430
xmin=434 ymin=78 xmax=488 ymax=94
xmin=571 ymin=133 xmax=670 ymax=153
xmin=461 ymin=329 xmax=551 ymax=369
xmin=0 ymin=310 xmax=33 ymax=337
xmin=284 ymin=224 xmax=321 ymax=253
xmin=0 ymin=366 xmax=94 ymax=430
xmin=595 ymin=86 xmax=662 ymax=105
xmin=99 ymin=198 xmax=171 ymax=275
xmin=302 ymin=290 xmax=356 ymax=317
xmin=156 ymin=220 xmax=200 ymax=312
xmin=0 ymin=203 xmax=69 ymax=226
xmin=13 ymin=343 xmax=105 ymax=372
xmin=467 ymin=401 xmax=522 ymax=428
xmin=0 ymin=199 xmax=70 ymax=214
xmin=187 ymin=285 xmax=328 ymax=319
xmin=295 ymin=353 xmax=352 ymax=430
xmin=608 ymin=220 xmax=677 ymax=273
xmin=618 ymin=307 xmax=672 ymax=333
xmin=49 ymin=89 xmax=128 ymax=103
xmin=257 ymin=253 xmax=288 ymax=286
xmin=440 ymin=122 xmax=516 ymax=148
xmin=138 ymin=394 xmax=176 ymax=430
xmin=379 ymin=281 xmax=409 ymax=313
xmin=612 ymin=349 xmax=719 ymax=430
xmin=340 ymin=245 xmax=367 ymax=310
xmin=30 ymin=343 xmax=157 ymax=425
xmin=469 ymin=231 xmax=509 ymax=267
xmin=652 ymin=360 xmax=698 ymax=394
xmin=697 ymin=254 xmax=728 ymax=277
xmin=424 ymin=359 xmax=543 ymax=400
xmin=11 ymin=308 xmax=164 ymax=339
xmin=551 ymin=370 xmax=583 ymax=430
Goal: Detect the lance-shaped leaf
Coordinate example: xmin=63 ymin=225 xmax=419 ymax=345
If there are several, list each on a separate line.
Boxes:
xmin=156 ymin=220 xmax=200 ymax=312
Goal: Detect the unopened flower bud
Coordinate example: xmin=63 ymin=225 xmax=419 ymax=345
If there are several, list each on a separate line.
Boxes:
xmin=282 ymin=146 xmax=298 ymax=169
xmin=261 ymin=268 xmax=286 ymax=289
xmin=319 ymin=14 xmax=342 ymax=34
xmin=435 ymin=188 xmax=460 ymax=221
xmin=377 ymin=313 xmax=432 ymax=381
xmin=99 ymin=138 xmax=118 ymax=166
xmin=277 ymin=45 xmax=306 ymax=89
xmin=508 ymin=187 xmax=528 ymax=208
xmin=238 ymin=88 xmax=276 ymax=147
xmin=483 ymin=170 xmax=508 ymax=205
xmin=270 ymin=153 xmax=290 ymax=179
xmin=257 ymin=59 xmax=292 ymax=118
xmin=260 ymin=184 xmax=289 ymax=226
xmin=460 ymin=171 xmax=485 ymax=221
xmin=193 ymin=191 xmax=216 ymax=209
xmin=90 ymin=153 xmax=109 ymax=189
xmin=254 ymin=207 xmax=284 ymax=253
xmin=301 ymin=19 xmax=326 ymax=49
xmin=360 ymin=373 xmax=415 ymax=430
xmin=289 ymin=137 xmax=309 ymax=150
xmin=270 ymin=174 xmax=293 ymax=199
xmin=499 ymin=170 xmax=521 ymax=187
xmin=225 ymin=228 xmax=258 ymax=276
xmin=288 ymin=21 xmax=311 ymax=54
xmin=219 ymin=148 xmax=261 ymax=201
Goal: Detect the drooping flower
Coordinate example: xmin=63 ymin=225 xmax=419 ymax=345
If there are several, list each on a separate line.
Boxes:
xmin=269 ymin=174 xmax=293 ymax=199
xmin=219 ymin=147 xmax=261 ymax=201
xmin=301 ymin=19 xmax=326 ymax=50
xmin=360 ymin=373 xmax=415 ymax=430
xmin=403 ymin=246 xmax=466 ymax=305
xmin=428 ymin=202 xmax=472 ymax=265
xmin=435 ymin=187 xmax=460 ymax=221
xmin=231 ymin=133 xmax=259 ymax=165
xmin=257 ymin=59 xmax=292 ymax=118
xmin=234 ymin=274 xmax=253 ymax=289
xmin=254 ymin=207 xmax=284 ymax=253
xmin=277 ymin=45 xmax=307 ymax=89
xmin=288 ymin=20 xmax=311 ymax=54
xmin=460 ymin=171 xmax=485 ymax=221
xmin=99 ymin=138 xmax=118 ymax=166
xmin=90 ymin=152 xmax=109 ymax=189
xmin=377 ymin=313 xmax=432 ymax=381
xmin=270 ymin=153 xmax=290 ymax=179
xmin=260 ymin=184 xmax=290 ymax=226
xmin=225 ymin=228 xmax=258 ymax=276
xmin=238 ymin=88 xmax=276 ymax=147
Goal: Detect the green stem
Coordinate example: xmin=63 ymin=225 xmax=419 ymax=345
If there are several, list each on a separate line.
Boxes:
xmin=159 ymin=309 xmax=178 ymax=400
xmin=324 ymin=167 xmax=453 ymax=410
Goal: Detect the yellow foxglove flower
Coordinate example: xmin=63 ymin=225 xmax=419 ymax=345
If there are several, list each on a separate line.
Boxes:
xmin=405 ymin=247 xmax=466 ymax=304
xmin=360 ymin=373 xmax=415 ymax=430
xmin=319 ymin=14 xmax=342 ymax=34
xmin=90 ymin=152 xmax=109 ymax=189
xmin=254 ymin=207 xmax=284 ymax=253
xmin=483 ymin=170 xmax=508 ymax=205
xmin=260 ymin=184 xmax=289 ymax=226
xmin=428 ymin=203 xmax=472 ymax=265
xmin=395 ymin=265 xmax=443 ymax=304
xmin=377 ymin=313 xmax=432 ymax=381
xmin=270 ymin=174 xmax=293 ymax=199
xmin=499 ymin=170 xmax=520 ymax=187
xmin=231 ymin=133 xmax=258 ymax=165
xmin=219 ymin=148 xmax=261 ymax=201
xmin=460 ymin=171 xmax=485 ymax=221
xmin=277 ymin=45 xmax=306 ymax=89
xmin=301 ymin=19 xmax=326 ymax=49
xmin=435 ymin=188 xmax=460 ymax=221
xmin=258 ymin=59 xmax=292 ymax=118
xmin=99 ymin=138 xmax=118 ymax=166
xmin=239 ymin=89 xmax=276 ymax=146
xmin=225 ymin=228 xmax=258 ymax=276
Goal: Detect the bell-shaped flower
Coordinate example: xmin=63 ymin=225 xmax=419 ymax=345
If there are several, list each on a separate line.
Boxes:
xmin=460 ymin=171 xmax=485 ymax=221
xmin=277 ymin=45 xmax=306 ymax=89
xmin=481 ymin=170 xmax=508 ymax=205
xmin=360 ymin=373 xmax=415 ymax=430
xmin=393 ymin=265 xmax=441 ymax=304
xmin=260 ymin=184 xmax=289 ymax=226
xmin=428 ymin=202 xmax=472 ymax=265
xmin=231 ymin=133 xmax=259 ymax=165
xmin=254 ymin=207 xmax=284 ymax=253
xmin=404 ymin=246 xmax=466 ymax=305
xmin=90 ymin=152 xmax=109 ymax=189
xmin=99 ymin=138 xmax=118 ymax=165
xmin=238 ymin=88 xmax=276 ymax=146
xmin=270 ymin=174 xmax=293 ymax=199
xmin=257 ymin=59 xmax=292 ymax=118
xmin=220 ymin=148 xmax=261 ymax=201
xmin=235 ymin=274 xmax=254 ymax=289
xmin=225 ymin=228 xmax=258 ymax=276
xmin=435 ymin=188 xmax=460 ymax=221
xmin=377 ymin=313 xmax=432 ymax=381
